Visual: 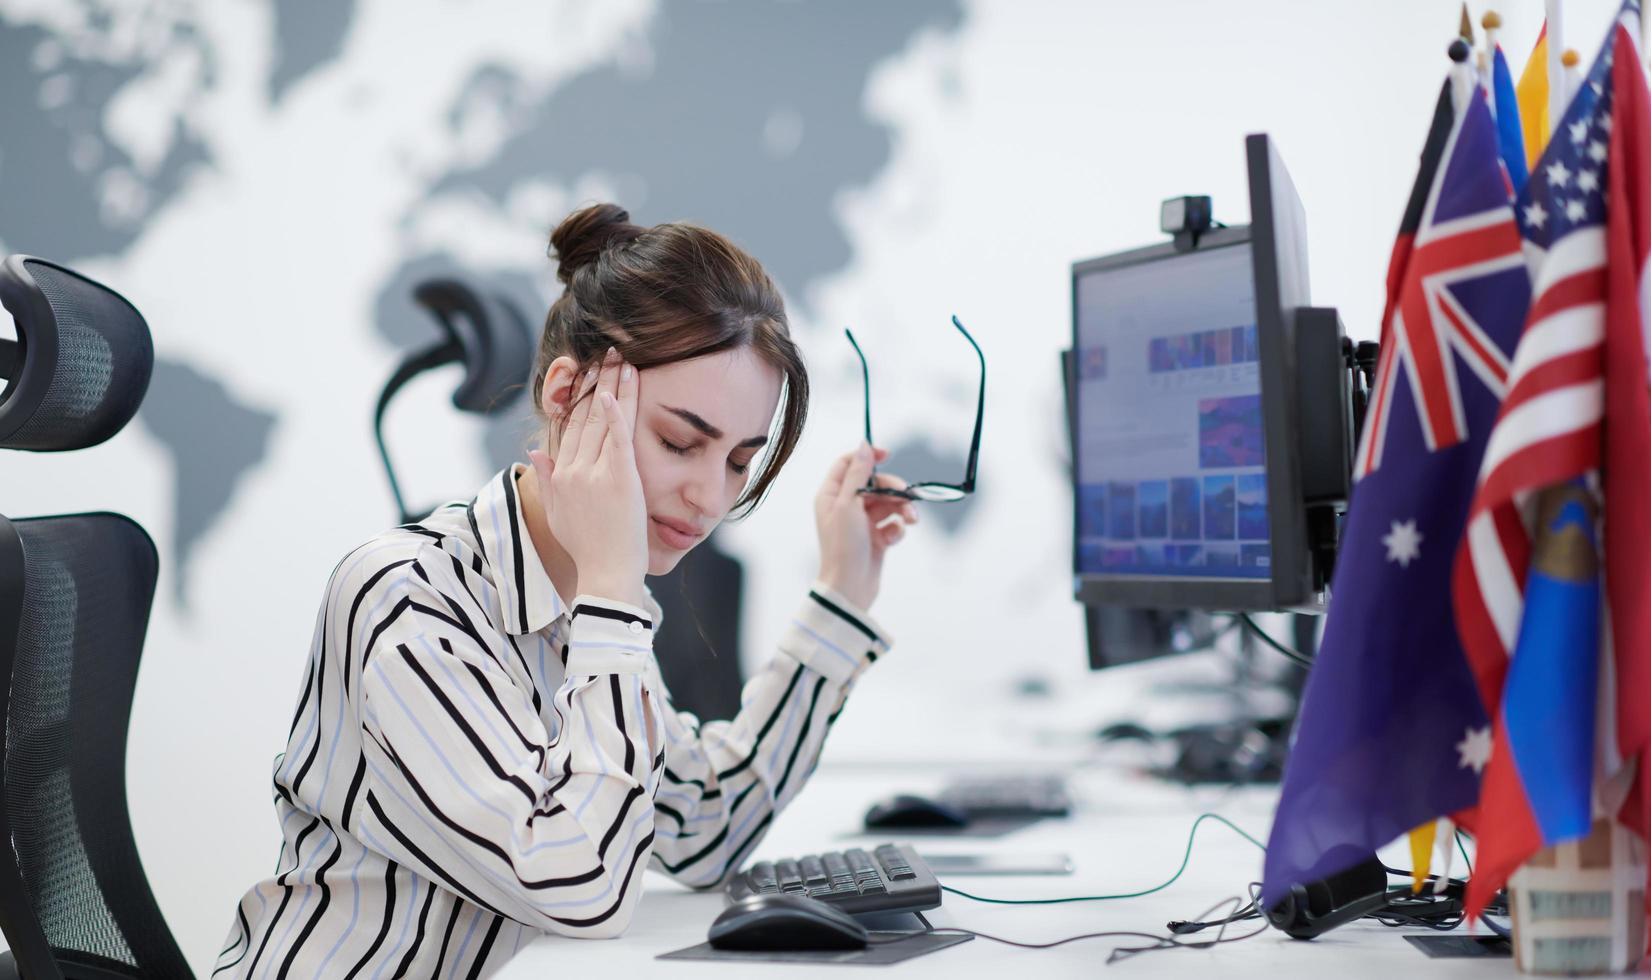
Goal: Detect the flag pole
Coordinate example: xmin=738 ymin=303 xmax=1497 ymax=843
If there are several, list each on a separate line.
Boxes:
xmin=1451 ymin=36 xmax=1477 ymax=112
xmin=1562 ymin=47 xmax=1581 ymax=104
xmin=1545 ymin=0 xmax=1565 ymax=134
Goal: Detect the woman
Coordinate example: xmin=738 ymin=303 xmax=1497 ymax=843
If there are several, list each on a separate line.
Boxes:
xmin=214 ymin=203 xmax=917 ymax=978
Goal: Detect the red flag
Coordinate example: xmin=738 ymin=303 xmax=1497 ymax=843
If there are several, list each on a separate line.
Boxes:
xmin=1603 ymin=23 xmax=1651 ymax=859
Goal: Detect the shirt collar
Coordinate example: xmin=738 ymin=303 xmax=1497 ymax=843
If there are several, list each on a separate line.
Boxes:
xmin=470 ymin=465 xmax=567 ymax=636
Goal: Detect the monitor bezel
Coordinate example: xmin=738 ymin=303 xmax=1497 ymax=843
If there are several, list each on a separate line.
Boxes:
xmin=1069 ymin=225 xmax=1311 ymax=611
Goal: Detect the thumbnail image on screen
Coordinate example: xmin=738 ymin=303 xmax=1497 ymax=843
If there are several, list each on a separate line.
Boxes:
xmin=1074 ymin=242 xmax=1270 ymax=581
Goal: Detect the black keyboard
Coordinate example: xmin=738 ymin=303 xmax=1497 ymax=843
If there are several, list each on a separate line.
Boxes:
xmin=938 ymin=774 xmax=1072 ymax=818
xmin=726 ymin=843 xmax=942 ymax=916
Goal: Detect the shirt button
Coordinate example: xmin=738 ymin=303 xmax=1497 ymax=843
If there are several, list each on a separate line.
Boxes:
xmin=628 ymin=621 xmax=644 ymax=635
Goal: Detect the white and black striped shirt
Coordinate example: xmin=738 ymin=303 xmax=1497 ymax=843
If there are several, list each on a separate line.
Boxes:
xmin=214 ymin=465 xmax=890 ymax=979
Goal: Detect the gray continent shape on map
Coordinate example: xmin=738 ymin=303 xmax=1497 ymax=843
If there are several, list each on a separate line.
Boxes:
xmin=269 ymin=0 xmax=359 ymax=103
xmin=0 ymin=20 xmax=211 ymax=261
xmin=432 ymin=0 xmax=964 ymax=304
xmin=138 ymin=358 xmax=278 ymax=608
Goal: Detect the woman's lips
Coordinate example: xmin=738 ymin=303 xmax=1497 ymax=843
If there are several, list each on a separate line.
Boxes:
xmin=651 ymin=516 xmax=702 ymax=549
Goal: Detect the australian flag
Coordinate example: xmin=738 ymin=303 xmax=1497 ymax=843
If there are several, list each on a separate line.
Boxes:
xmin=1262 ymin=78 xmax=1532 ymax=907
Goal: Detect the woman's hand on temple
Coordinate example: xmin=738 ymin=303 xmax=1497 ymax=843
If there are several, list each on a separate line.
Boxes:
xmin=529 ymin=348 xmax=649 ymax=607
xmin=815 ymin=443 xmax=917 ymax=612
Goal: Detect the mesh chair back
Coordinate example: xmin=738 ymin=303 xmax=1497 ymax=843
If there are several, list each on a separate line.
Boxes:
xmin=0 ymin=256 xmax=153 ymax=452
xmin=0 ymin=514 xmax=192 ymax=979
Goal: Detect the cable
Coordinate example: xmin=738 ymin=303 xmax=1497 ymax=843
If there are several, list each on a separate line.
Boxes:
xmin=914 ymin=893 xmax=1273 ymax=963
xmin=1236 ymin=612 xmax=1314 ymax=667
xmin=940 ymin=812 xmax=1266 ymax=905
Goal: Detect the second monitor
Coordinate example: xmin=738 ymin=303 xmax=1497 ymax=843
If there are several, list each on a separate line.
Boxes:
xmin=1071 ymin=133 xmax=1354 ymax=613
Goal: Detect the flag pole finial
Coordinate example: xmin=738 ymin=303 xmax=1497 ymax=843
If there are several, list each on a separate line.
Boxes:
xmin=1561 ymin=48 xmax=1580 ymax=68
xmin=1460 ymin=3 xmax=1477 ymax=43
xmin=1449 ymin=38 xmax=1472 ymax=63
xmin=1482 ymin=10 xmax=1502 ymax=30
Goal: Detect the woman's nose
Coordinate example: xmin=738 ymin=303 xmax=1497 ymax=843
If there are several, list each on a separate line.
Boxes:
xmin=680 ymin=461 xmax=720 ymax=517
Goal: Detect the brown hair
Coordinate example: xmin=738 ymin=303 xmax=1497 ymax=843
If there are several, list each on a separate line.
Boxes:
xmin=532 ymin=203 xmax=808 ymax=517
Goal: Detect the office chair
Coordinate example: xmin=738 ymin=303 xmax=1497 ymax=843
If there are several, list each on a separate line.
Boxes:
xmin=0 ymin=255 xmax=193 ymax=979
xmin=373 ymin=277 xmax=533 ymax=524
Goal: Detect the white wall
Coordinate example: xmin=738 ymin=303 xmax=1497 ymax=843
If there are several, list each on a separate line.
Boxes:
xmin=0 ymin=0 xmax=1629 ymax=971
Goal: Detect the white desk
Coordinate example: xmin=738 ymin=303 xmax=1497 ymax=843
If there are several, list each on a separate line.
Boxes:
xmin=496 ymin=762 xmax=1515 ymax=978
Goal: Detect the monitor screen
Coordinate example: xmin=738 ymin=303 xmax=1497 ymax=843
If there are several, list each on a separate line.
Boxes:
xmin=1074 ymin=241 xmax=1270 ymax=582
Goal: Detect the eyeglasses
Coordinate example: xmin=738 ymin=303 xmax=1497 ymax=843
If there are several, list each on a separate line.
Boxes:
xmin=843 ymin=315 xmax=984 ymax=502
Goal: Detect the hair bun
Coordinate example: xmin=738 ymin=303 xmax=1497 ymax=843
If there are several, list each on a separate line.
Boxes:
xmin=550 ymin=203 xmax=644 ymax=286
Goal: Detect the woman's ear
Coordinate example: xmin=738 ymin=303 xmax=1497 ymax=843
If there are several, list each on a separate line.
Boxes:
xmin=540 ymin=355 xmax=582 ymax=420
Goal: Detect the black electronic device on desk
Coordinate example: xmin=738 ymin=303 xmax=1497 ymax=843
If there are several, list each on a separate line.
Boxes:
xmin=726 ymin=843 xmax=941 ymax=917
xmin=709 ymin=894 xmax=869 ymax=951
xmin=863 ymin=775 xmax=1073 ymax=834
xmin=938 ymin=773 xmax=1072 ymax=818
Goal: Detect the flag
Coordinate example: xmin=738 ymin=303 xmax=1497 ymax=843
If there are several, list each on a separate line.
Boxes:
xmin=1261 ymin=80 xmax=1530 ymax=909
xmin=1492 ymin=44 xmax=1532 ymax=194
xmin=1518 ymin=22 xmax=1552 ymax=168
xmin=1602 ymin=5 xmax=1651 ymax=874
xmin=1452 ymin=4 xmax=1651 ymax=918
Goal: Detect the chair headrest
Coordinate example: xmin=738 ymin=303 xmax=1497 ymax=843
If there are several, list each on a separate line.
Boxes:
xmin=0 ymin=255 xmax=153 ymax=452
xmin=412 ymin=279 xmax=532 ymax=415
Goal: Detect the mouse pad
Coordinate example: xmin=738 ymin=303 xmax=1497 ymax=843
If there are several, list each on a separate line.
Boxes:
xmin=1404 ymin=935 xmax=1512 ymax=958
xmin=657 ymin=930 xmax=972 ymax=965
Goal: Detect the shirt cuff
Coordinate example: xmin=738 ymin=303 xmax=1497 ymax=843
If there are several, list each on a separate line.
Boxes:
xmin=777 ymin=582 xmax=893 ymax=686
xmin=566 ymin=595 xmax=655 ymax=676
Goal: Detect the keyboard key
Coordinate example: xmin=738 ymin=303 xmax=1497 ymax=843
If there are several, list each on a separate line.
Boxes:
xmin=846 ymin=849 xmax=877 ymax=874
xmin=776 ymin=859 xmax=803 ymax=892
xmin=800 ymin=855 xmax=828 ymax=886
xmin=824 ymin=852 xmax=850 ymax=877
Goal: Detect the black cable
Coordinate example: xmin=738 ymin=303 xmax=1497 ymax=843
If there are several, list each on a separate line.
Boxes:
xmin=1237 ymin=612 xmax=1314 ymax=667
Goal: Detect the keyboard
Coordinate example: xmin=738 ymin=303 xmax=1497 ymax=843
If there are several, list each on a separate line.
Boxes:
xmin=725 ymin=843 xmax=942 ymax=916
xmin=938 ymin=774 xmax=1072 ymax=818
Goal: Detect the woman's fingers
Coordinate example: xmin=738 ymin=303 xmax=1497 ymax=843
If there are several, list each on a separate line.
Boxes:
xmin=617 ymin=356 xmax=639 ymax=436
xmin=598 ymin=391 xmax=633 ymax=463
xmin=836 ymin=444 xmax=877 ymax=506
xmin=557 ymin=366 xmax=598 ymax=468
xmin=863 ymin=495 xmax=917 ymax=527
xmin=529 ymin=449 xmax=555 ymax=502
xmin=577 ymin=349 xmax=622 ymax=466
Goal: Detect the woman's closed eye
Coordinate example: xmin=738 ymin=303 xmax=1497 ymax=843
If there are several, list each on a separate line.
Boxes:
xmin=657 ymin=435 xmax=751 ymax=474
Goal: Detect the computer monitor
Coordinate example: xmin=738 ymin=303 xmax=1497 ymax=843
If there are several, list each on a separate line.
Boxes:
xmin=1070 ymin=134 xmax=1323 ymax=612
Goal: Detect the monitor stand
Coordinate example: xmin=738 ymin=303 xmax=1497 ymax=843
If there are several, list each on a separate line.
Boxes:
xmin=1096 ymin=615 xmax=1312 ymax=785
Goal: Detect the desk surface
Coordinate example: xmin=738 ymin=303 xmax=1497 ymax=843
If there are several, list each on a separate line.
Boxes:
xmin=495 ymin=762 xmax=1518 ymax=979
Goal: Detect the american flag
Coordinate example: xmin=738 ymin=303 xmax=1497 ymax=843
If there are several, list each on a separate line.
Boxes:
xmin=1453 ymin=4 xmax=1651 ymax=918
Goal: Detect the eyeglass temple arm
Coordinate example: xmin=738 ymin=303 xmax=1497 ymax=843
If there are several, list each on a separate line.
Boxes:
xmin=952 ymin=315 xmax=985 ymax=489
xmin=844 ymin=328 xmax=874 ymax=449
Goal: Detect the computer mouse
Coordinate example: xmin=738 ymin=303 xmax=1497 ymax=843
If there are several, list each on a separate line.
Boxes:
xmin=707 ymin=893 xmax=869 ymax=951
xmin=1097 ymin=720 xmax=1155 ymax=742
xmin=863 ymin=793 xmax=970 ymax=830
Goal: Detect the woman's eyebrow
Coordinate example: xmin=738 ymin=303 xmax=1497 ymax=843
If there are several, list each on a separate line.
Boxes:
xmin=661 ymin=405 xmax=768 ymax=448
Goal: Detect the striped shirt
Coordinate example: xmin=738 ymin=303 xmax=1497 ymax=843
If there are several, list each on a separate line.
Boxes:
xmin=214 ymin=465 xmax=890 ymax=979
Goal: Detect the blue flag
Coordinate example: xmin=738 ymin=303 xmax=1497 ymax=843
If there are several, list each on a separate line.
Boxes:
xmin=1261 ymin=84 xmax=1532 ymax=907
xmin=1492 ymin=45 xmax=1531 ymax=195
